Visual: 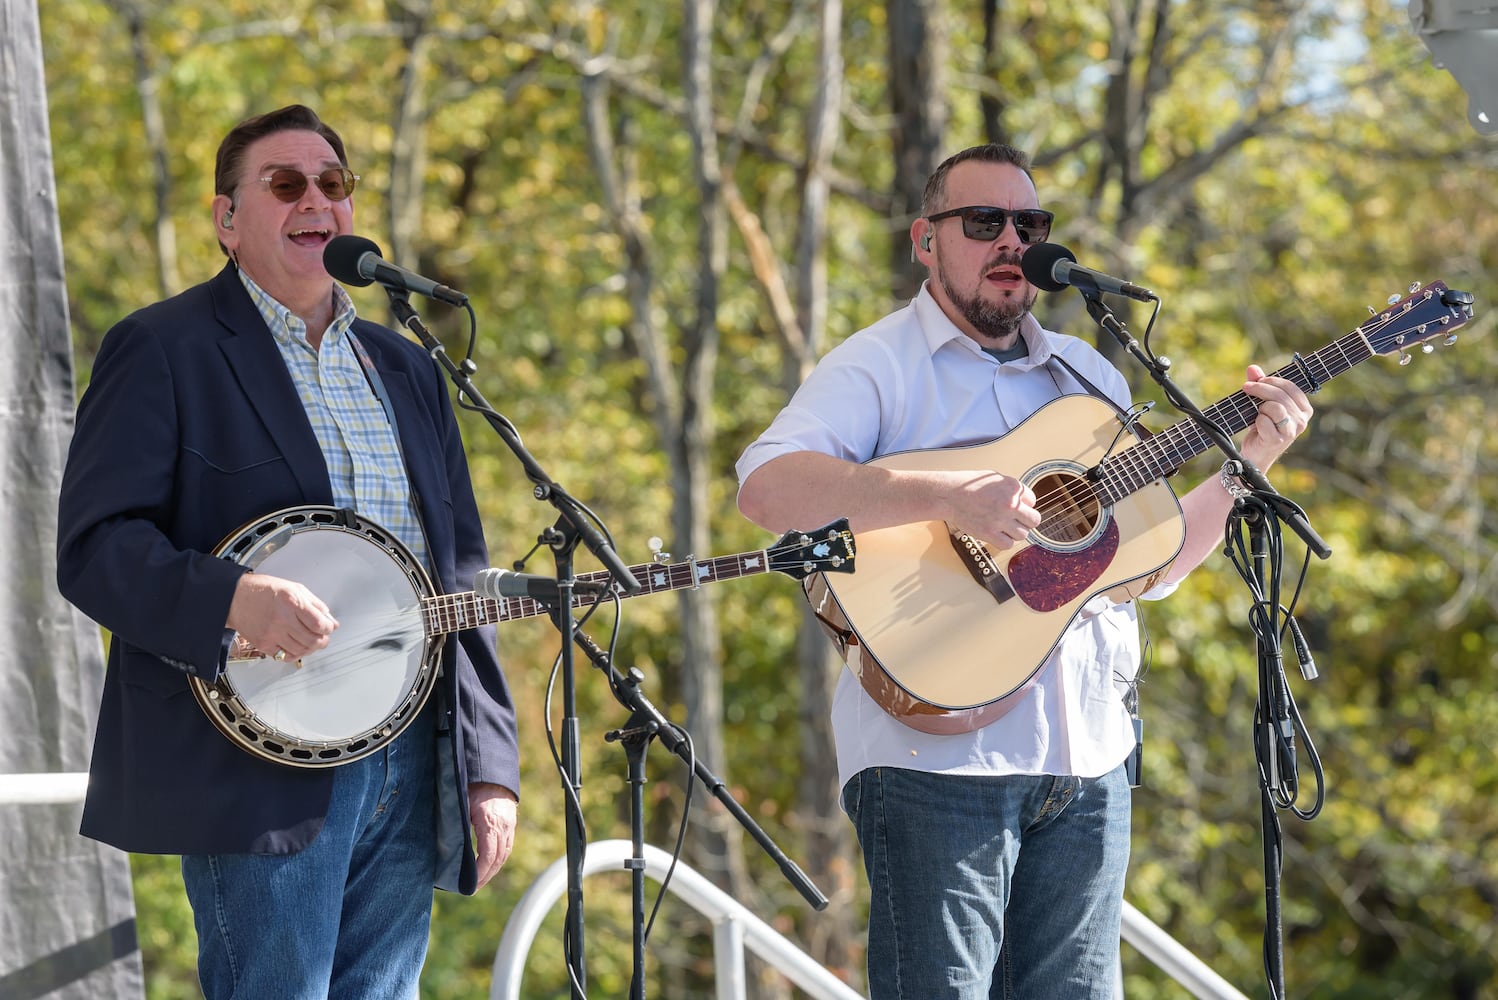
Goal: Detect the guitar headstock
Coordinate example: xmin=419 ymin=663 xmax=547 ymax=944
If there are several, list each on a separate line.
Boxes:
xmin=1364 ymin=280 xmax=1475 ymax=365
xmin=768 ymin=518 xmax=856 ymax=579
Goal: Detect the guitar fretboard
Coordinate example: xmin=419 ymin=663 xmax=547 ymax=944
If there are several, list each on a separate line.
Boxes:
xmin=1091 ymin=329 xmax=1378 ymax=504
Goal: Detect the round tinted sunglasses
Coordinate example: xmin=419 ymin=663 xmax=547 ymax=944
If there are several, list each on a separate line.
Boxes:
xmin=926 ymin=206 xmax=1054 ymax=245
xmin=257 ymin=167 xmax=360 ymax=203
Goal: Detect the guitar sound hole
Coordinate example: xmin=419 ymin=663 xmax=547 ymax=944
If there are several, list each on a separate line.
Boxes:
xmin=1031 ymin=471 xmax=1102 ymax=545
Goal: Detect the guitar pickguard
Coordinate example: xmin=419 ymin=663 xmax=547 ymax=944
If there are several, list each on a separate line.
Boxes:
xmin=1008 ymin=519 xmax=1120 ymax=612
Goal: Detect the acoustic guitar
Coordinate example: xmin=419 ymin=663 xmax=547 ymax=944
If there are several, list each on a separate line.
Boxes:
xmin=804 ymin=280 xmax=1474 ymax=734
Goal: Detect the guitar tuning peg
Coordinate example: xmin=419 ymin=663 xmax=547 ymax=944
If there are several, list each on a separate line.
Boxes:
xmin=1408 ymin=281 xmax=1421 ymax=294
xmin=1398 ymin=350 xmax=1413 ymax=366
xmin=648 ymin=536 xmax=670 ymax=563
xmin=1367 ymin=305 xmax=1378 ymax=316
xmin=1422 ymin=343 xmax=1435 ymax=354
xmin=1444 ymin=333 xmax=1460 ymax=346
xmin=1386 ymin=294 xmax=1402 ymax=305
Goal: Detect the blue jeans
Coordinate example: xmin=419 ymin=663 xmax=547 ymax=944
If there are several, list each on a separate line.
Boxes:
xmin=181 ymin=707 xmax=438 ymax=1000
xmin=841 ymin=764 xmax=1131 ymax=1000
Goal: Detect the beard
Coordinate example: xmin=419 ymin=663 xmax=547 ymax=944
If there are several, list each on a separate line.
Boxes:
xmin=939 ymin=261 xmax=1036 ymax=344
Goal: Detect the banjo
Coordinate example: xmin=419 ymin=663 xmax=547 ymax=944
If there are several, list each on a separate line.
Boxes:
xmin=190 ymin=505 xmax=855 ymax=768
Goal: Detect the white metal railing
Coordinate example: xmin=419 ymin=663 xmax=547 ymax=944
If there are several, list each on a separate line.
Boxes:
xmin=0 ymin=771 xmax=89 ymax=804
xmin=491 ymin=839 xmax=865 ymax=1000
xmin=1121 ymin=901 xmax=1248 ymax=999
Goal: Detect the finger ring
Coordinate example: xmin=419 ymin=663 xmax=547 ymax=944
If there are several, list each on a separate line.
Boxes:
xmin=273 ymin=649 xmax=288 ymax=662
xmin=1274 ymin=417 xmax=1291 ymax=430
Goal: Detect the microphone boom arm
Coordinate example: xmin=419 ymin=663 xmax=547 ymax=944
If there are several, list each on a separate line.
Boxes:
xmin=382 ymin=288 xmax=644 ymax=592
xmin=1077 ymin=289 xmax=1330 ymax=560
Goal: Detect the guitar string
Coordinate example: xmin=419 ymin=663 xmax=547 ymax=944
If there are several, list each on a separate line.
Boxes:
xmin=229 ymin=614 xmax=428 ymax=693
xmin=231 ymin=606 xmax=427 ymax=661
xmin=1021 ymin=319 xmax=1390 ymax=539
xmin=224 ymin=301 xmax=1425 ymax=718
xmin=230 ymin=547 xmax=815 ymax=667
xmin=222 ymin=555 xmax=824 ymax=720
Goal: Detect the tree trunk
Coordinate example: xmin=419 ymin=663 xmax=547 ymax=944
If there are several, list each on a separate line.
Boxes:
xmin=886 ymin=0 xmax=948 ymax=303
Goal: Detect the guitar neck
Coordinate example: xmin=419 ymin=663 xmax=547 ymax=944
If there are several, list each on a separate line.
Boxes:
xmin=1095 ymin=327 xmax=1376 ymax=503
xmin=423 ymin=549 xmax=775 ymax=636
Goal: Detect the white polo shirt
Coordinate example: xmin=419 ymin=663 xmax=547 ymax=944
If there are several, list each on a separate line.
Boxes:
xmin=736 ymin=283 xmax=1173 ymax=790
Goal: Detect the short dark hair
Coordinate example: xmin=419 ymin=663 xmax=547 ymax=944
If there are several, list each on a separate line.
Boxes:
xmin=214 ymin=104 xmax=348 ymax=202
xmin=921 ymin=143 xmax=1034 ymax=215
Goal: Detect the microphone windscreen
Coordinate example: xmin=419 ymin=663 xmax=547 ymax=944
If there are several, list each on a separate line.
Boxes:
xmin=323 ymin=235 xmax=383 ymax=287
xmin=1019 ymin=242 xmax=1077 ymax=292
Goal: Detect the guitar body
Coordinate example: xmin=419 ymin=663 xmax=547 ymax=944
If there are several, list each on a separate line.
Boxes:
xmin=813 ymin=395 xmax=1185 ymax=734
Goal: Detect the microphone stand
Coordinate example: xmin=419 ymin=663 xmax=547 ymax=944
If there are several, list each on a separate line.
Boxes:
xmin=1075 ymin=289 xmax=1325 ymax=1000
xmin=383 ymin=288 xmax=642 ymax=1000
xmin=564 ymin=622 xmax=829 ymax=999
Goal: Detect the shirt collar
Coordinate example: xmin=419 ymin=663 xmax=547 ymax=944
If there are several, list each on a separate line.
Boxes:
xmin=236 ymin=268 xmax=358 ymax=349
xmin=912 ymin=280 xmax=1057 ymax=367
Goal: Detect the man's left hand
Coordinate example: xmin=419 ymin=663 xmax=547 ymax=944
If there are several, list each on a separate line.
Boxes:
xmin=1240 ymin=363 xmax=1314 ymax=468
xmin=468 ymin=782 xmax=518 ymax=889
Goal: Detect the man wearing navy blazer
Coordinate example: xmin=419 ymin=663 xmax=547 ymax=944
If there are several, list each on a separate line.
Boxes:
xmin=57 ymin=104 xmax=520 ymax=999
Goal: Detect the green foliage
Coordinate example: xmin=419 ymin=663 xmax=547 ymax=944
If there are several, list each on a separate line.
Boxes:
xmin=42 ymin=0 xmax=1498 ymax=997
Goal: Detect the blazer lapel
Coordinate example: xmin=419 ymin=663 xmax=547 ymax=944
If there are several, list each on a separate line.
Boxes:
xmin=208 ymin=266 xmax=332 ymax=504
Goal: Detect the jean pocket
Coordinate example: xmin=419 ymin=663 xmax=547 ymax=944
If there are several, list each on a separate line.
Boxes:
xmin=838 ymin=770 xmax=863 ymax=821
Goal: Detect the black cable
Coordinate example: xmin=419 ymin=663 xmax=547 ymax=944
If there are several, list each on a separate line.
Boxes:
xmin=1223 ymin=493 xmax=1326 ymax=817
xmin=643 ymin=728 xmax=696 ymax=943
xmin=1222 ymin=490 xmax=1327 ymax=998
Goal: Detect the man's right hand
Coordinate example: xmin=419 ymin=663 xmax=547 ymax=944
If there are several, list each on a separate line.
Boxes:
xmin=936 ymin=469 xmax=1041 ymax=549
xmin=226 ymin=573 xmax=339 ymax=661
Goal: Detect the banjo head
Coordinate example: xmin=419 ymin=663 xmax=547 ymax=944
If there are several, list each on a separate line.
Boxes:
xmin=194 ymin=507 xmax=441 ymax=768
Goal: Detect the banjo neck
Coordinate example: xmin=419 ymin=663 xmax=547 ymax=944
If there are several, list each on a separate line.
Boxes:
xmin=424 ymin=542 xmax=837 ymax=636
xmin=228 ymin=520 xmax=855 ymax=660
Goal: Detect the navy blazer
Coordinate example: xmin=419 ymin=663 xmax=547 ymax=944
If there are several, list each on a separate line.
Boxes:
xmin=57 ymin=265 xmax=519 ymax=895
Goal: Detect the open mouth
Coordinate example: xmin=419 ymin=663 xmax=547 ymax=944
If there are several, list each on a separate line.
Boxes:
xmin=986 ymin=263 xmax=1025 ymax=286
xmin=288 ymin=227 xmax=333 ymax=248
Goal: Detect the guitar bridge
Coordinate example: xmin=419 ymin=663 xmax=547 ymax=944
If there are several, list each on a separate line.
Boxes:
xmin=946 ymin=524 xmax=1016 ymax=606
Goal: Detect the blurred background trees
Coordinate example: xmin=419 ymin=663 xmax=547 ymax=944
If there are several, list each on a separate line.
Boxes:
xmin=40 ymin=0 xmax=1498 ymax=996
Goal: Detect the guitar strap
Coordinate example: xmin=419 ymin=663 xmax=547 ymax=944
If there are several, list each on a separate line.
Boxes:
xmin=1046 ymin=353 xmax=1155 ymax=442
xmin=346 ymin=330 xmax=439 ymax=575
xmin=347 ymin=329 xmax=462 ymax=850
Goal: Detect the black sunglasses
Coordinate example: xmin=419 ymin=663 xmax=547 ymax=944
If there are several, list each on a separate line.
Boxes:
xmin=925 ymin=206 xmax=1054 ymax=245
xmin=257 ymin=167 xmax=360 ymax=203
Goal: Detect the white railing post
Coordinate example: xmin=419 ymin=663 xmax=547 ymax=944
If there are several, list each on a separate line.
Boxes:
xmin=713 ymin=914 xmax=748 ymax=1000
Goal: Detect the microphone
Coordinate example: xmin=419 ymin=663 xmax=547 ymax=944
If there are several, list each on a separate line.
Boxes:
xmin=473 ymin=568 xmax=612 ymax=601
xmin=323 ymin=235 xmax=469 ymax=306
xmin=1020 ymin=242 xmax=1156 ymax=302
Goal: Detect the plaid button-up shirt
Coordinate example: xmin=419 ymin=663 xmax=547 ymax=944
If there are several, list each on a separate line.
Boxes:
xmin=238 ymin=269 xmax=429 ymax=570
